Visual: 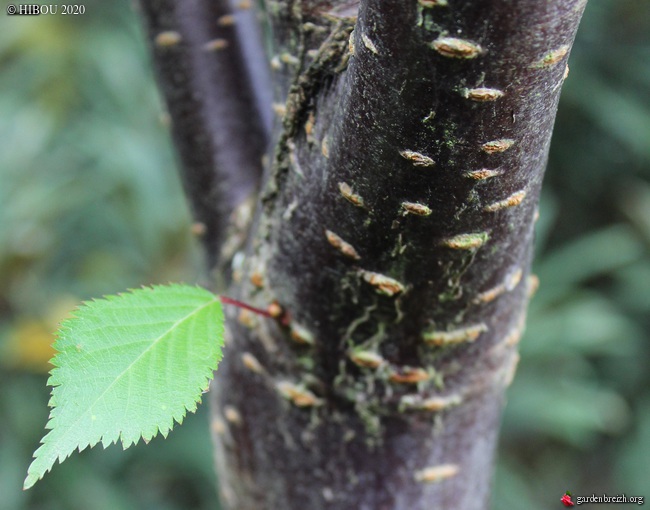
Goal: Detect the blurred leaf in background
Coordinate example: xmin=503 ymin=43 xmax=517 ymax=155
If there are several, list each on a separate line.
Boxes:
xmin=0 ymin=0 xmax=648 ymax=509
xmin=0 ymin=2 xmax=216 ymax=509
xmin=494 ymin=0 xmax=650 ymax=507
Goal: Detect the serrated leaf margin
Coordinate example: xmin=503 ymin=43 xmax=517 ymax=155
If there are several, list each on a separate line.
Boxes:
xmin=23 ymin=284 xmax=223 ymax=489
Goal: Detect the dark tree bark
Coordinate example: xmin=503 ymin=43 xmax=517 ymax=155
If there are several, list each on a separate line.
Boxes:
xmin=137 ymin=0 xmax=271 ymax=276
xmin=139 ymin=0 xmax=586 ymax=509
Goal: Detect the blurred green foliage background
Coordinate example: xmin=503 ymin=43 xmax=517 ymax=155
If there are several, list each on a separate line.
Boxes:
xmin=0 ymin=1 xmax=648 ymax=508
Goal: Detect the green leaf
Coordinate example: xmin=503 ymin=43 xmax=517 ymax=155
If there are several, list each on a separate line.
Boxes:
xmin=24 ymin=284 xmax=223 ymax=490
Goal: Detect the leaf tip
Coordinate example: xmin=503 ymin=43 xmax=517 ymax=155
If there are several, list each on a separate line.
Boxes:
xmin=23 ymin=470 xmax=41 ymax=491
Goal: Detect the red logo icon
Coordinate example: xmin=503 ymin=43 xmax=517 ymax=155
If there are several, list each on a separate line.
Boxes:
xmin=561 ymin=491 xmax=575 ymax=507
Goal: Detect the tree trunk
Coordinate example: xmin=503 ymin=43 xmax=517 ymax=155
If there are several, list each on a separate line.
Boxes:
xmin=139 ymin=0 xmax=587 ymax=508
